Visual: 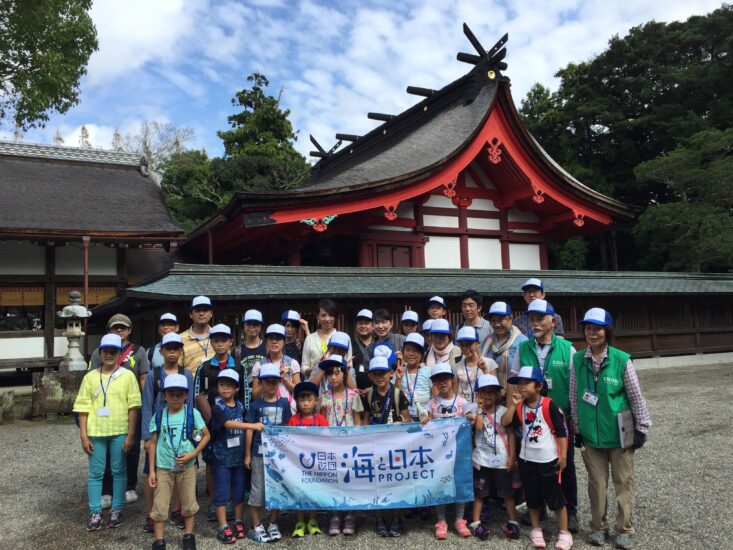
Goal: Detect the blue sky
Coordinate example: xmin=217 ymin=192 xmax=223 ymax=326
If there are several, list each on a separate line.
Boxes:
xmin=5 ymin=0 xmax=723 ymax=159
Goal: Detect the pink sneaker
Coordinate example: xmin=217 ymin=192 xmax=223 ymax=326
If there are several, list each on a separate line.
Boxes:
xmin=434 ymin=520 xmax=448 ymax=540
xmin=555 ymin=530 xmax=573 ymax=549
xmin=531 ymin=527 xmax=547 ymax=548
xmin=454 ymin=519 xmax=471 ymax=537
xmin=328 ymin=515 xmax=341 ymax=536
xmin=342 ymin=514 xmax=356 ymax=536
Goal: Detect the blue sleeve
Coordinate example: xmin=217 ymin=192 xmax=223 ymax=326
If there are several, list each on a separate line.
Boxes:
xmin=245 ymin=400 xmax=257 ymax=423
xmin=281 ymin=399 xmax=292 ymax=425
xmin=210 ymin=404 xmax=225 ymax=437
xmin=141 ymin=371 xmax=155 ymax=440
xmin=185 ymin=371 xmax=195 ymax=410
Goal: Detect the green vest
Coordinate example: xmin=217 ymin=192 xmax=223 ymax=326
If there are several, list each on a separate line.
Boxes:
xmin=517 ymin=333 xmax=572 ymax=414
xmin=574 ymin=346 xmax=631 ymax=449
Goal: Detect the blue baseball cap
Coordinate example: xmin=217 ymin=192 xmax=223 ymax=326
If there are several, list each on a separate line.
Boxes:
xmin=521 ymin=278 xmax=544 ymax=291
xmin=455 ymin=326 xmax=479 ymax=343
xmin=580 ymin=307 xmax=613 ymax=327
xmin=403 ymin=332 xmax=425 ymax=350
xmin=328 ymin=331 xmax=350 ymax=351
xmin=163 ymin=373 xmax=189 ymax=391
xmin=281 ymin=310 xmax=301 ymax=323
xmin=427 ymin=296 xmax=446 ymax=307
xmin=429 ymin=362 xmax=454 ymax=379
xmin=258 ymin=363 xmax=281 ymax=379
xmin=218 ymin=368 xmax=240 ymax=387
xmin=401 ymin=311 xmax=419 ymax=324
xmin=373 ymin=342 xmax=397 ymax=368
xmin=477 ymin=373 xmax=502 ymax=390
xmin=210 ymin=323 xmax=232 ymax=339
xmin=265 ymin=324 xmax=286 ymax=338
xmin=161 ymin=333 xmax=183 ymax=347
xmin=191 ymin=295 xmax=212 ymax=310
xmin=319 ymin=354 xmax=347 ymax=371
xmin=243 ymin=309 xmax=263 ymax=324
xmin=429 ymin=318 xmax=451 ymax=335
xmin=158 ymin=312 xmax=178 ymax=324
xmin=99 ymin=334 xmax=123 ymax=350
xmin=507 ymin=366 xmax=546 ymax=388
xmin=488 ymin=301 xmax=512 ymax=317
xmin=527 ymin=299 xmax=554 ymax=316
xmin=368 ymin=356 xmax=391 ymax=372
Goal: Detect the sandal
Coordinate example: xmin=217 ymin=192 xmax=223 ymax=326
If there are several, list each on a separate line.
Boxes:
xmin=531 ymin=527 xmax=547 ymax=548
xmin=454 ymin=519 xmax=471 ymax=537
xmin=434 ymin=520 xmax=448 ymax=540
xmin=555 ymin=530 xmax=573 ymax=550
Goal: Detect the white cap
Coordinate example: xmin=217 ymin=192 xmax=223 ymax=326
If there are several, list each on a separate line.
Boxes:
xmin=258 ymin=363 xmax=281 ymax=379
xmin=477 ymin=373 xmax=502 ymax=390
xmin=428 ymin=296 xmax=446 ymax=307
xmin=401 ymin=311 xmax=419 ymax=324
xmin=210 ymin=323 xmax=232 ymax=338
xmin=281 ymin=310 xmax=301 ymax=323
xmin=430 ymin=318 xmax=451 ymax=334
xmin=265 ymin=324 xmax=286 ymax=338
xmin=163 ymin=373 xmax=189 ymax=391
xmin=99 ymin=334 xmax=122 ymax=350
xmin=404 ymin=332 xmax=425 ymax=349
xmin=243 ymin=309 xmax=263 ymax=324
xmin=191 ymin=295 xmax=212 ymax=309
xmin=161 ymin=333 xmax=183 ymax=347
xmin=356 ymin=309 xmax=373 ymax=320
xmin=580 ymin=307 xmax=613 ymax=326
xmin=368 ymin=356 xmax=391 ymax=372
xmin=422 ymin=319 xmax=433 ymax=331
xmin=488 ymin=301 xmax=512 ymax=316
xmin=527 ymin=299 xmax=554 ymax=316
xmin=319 ymin=354 xmax=347 ymax=370
xmin=455 ymin=326 xmax=479 ymax=342
xmin=218 ymin=368 xmax=240 ymax=386
xmin=522 ymin=278 xmax=544 ymax=291
xmin=158 ymin=313 xmax=178 ymax=324
xmin=373 ymin=344 xmax=392 ymax=358
xmin=430 ymin=362 xmax=454 ymax=379
xmin=328 ymin=331 xmax=350 ymax=350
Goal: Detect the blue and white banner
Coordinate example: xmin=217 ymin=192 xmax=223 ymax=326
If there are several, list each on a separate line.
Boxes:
xmin=262 ymin=417 xmax=474 ymax=511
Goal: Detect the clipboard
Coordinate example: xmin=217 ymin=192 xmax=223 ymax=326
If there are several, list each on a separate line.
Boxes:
xmin=617 ymin=409 xmax=634 ymax=448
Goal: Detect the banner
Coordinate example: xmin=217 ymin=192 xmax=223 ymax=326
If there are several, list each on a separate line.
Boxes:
xmin=262 ymin=417 xmax=474 ymax=511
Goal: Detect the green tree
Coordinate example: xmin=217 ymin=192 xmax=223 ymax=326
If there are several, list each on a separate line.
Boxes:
xmin=160 ymin=150 xmax=219 ymax=233
xmin=0 ymin=0 xmax=98 ymax=129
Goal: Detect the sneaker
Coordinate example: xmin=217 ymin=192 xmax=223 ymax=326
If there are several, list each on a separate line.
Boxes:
xmin=328 ymin=515 xmax=341 ymax=536
xmin=588 ymin=530 xmax=610 ymax=546
xmin=101 ymin=495 xmax=112 ymax=509
xmin=307 ymin=518 xmax=321 ymax=535
xmin=152 ymin=539 xmax=166 ymax=550
xmin=375 ymin=518 xmax=389 ymax=537
xmin=182 ymin=533 xmax=196 ymax=550
xmin=86 ymin=512 xmax=103 ymax=531
xmin=125 ymin=490 xmax=138 ymax=503
xmin=292 ymin=521 xmax=306 ymax=538
xmin=267 ymin=522 xmax=283 ymax=541
xmin=502 ymin=521 xmax=520 ymax=540
xmin=225 ymin=501 xmax=235 ymax=521
xmin=434 ymin=520 xmax=448 ymax=540
xmin=143 ymin=516 xmax=155 ymax=533
xmin=216 ymin=525 xmax=237 ymax=544
xmin=206 ymin=503 xmax=217 ymax=522
xmin=248 ymin=524 xmax=271 ymax=544
xmin=170 ymin=510 xmax=185 ymax=530
xmin=342 ymin=514 xmax=356 ymax=536
xmin=108 ymin=509 xmax=124 ymax=529
xmin=233 ymin=520 xmax=246 ymax=539
xmin=615 ymin=534 xmax=634 ymax=549
xmin=455 ymin=519 xmax=471 ymax=537
xmin=471 ymin=522 xmax=491 ymax=541
xmin=568 ymin=514 xmax=579 ymax=534
xmin=388 ymin=519 xmax=402 ymax=537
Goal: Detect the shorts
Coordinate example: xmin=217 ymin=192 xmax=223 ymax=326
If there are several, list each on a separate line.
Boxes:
xmin=151 ymin=467 xmax=199 ymax=521
xmin=518 ymin=459 xmax=566 ymax=512
xmin=473 ymin=466 xmax=513 ymax=499
xmin=248 ymin=456 xmax=265 ymax=507
xmin=213 ymin=464 xmax=245 ymax=506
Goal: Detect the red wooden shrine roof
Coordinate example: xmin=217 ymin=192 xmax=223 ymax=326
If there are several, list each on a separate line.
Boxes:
xmin=184 ymin=26 xmax=634 ymax=259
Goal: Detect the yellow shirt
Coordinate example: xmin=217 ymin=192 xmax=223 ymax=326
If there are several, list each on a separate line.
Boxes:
xmin=73 ymin=367 xmax=141 ymax=437
xmin=180 ymin=327 xmax=215 ymax=375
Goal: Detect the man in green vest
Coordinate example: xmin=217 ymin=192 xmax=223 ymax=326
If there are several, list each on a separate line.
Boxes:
xmin=570 ymin=308 xmax=651 ymax=549
xmin=510 ymin=299 xmax=578 ymax=533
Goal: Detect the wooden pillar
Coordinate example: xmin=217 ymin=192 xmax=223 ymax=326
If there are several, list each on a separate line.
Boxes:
xmin=458 ymin=206 xmax=469 ymax=268
xmin=288 ymin=247 xmax=302 ymax=266
xmin=359 ymin=240 xmax=371 ymax=267
xmin=207 ymin=228 xmax=214 ymax=264
xmin=44 ymin=244 xmax=55 ymax=359
xmin=539 ymin=242 xmax=549 ymax=270
xmin=499 ymin=209 xmax=510 ymax=269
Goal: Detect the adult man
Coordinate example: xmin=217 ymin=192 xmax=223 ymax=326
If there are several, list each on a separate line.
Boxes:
xmin=513 ymin=278 xmax=565 ymax=338
xmin=510 ymin=299 xmax=578 ymax=532
xmin=481 ymin=301 xmax=528 ymax=390
xmin=147 ymin=313 xmax=180 ymax=369
xmin=459 ymin=289 xmax=492 ymax=350
xmin=88 ymin=313 xmax=150 ymax=505
xmin=180 ymin=296 xmax=215 ymax=374
xmin=351 ymin=309 xmax=374 ymax=390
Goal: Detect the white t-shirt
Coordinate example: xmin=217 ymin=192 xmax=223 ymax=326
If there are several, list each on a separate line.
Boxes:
xmin=251 ymin=357 xmax=301 ymax=414
xmin=516 ymin=399 xmax=558 ymax=463
xmin=473 ymin=405 xmax=510 ymax=469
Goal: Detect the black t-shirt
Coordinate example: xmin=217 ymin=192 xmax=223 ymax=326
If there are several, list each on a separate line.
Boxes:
xmin=352 ymin=337 xmax=372 ymax=390
xmin=360 ymin=385 xmax=409 ymax=424
xmin=284 ymin=340 xmax=302 ymax=364
xmin=239 ymin=341 xmax=267 ymax=369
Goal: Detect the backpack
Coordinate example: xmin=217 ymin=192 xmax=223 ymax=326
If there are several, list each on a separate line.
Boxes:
xmin=155 ymin=404 xmax=197 ymax=445
xmin=152 ymin=365 xmax=186 ymax=401
xmin=201 ymin=359 xmax=245 ymax=407
xmin=366 ymin=386 xmax=402 ymax=423
xmin=147 ymin=344 xmax=156 ymax=363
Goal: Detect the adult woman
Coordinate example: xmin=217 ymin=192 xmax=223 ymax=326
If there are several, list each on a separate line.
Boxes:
xmin=569 ymin=308 xmax=651 ymax=550
xmin=425 ymin=319 xmax=461 ymax=367
xmin=300 ymin=299 xmax=352 ymax=378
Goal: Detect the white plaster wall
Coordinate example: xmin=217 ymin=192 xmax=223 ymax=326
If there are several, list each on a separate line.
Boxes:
xmin=510 ymin=229 xmax=539 ymax=234
xmin=509 ymin=243 xmax=541 ymax=270
xmin=55 ymin=245 xmax=117 ymax=276
xmin=470 ymin=198 xmax=498 ymax=212
xmin=467 ymin=217 xmax=500 ymax=231
xmin=424 ymin=236 xmax=461 ymax=268
xmin=507 ymin=208 xmax=539 ymax=223
xmin=424 ymin=194 xmax=457 ymax=208
xmin=468 ymin=238 xmax=502 ymax=269
xmin=0 ymin=334 xmax=103 ymax=360
xmin=423 ymin=214 xmax=459 ymax=228
xmin=0 ymin=242 xmax=45 ymax=275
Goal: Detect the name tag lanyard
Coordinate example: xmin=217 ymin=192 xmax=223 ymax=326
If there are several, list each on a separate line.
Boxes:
xmin=332 ymin=391 xmax=350 ymax=427
xmin=464 ymin=362 xmax=478 ymax=402
xmin=439 ymin=393 xmax=459 ymax=415
xmin=405 ymin=368 xmax=421 ymax=406
xmin=98 ymin=367 xmax=120 ymax=408
xmin=167 ymin=405 xmax=187 ymax=457
xmin=371 ymin=386 xmax=392 ymax=424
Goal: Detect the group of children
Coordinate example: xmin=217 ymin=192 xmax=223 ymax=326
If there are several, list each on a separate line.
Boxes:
xmin=74 ymin=281 xmax=649 ymax=550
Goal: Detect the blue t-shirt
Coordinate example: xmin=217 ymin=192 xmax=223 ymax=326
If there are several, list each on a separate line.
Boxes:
xmin=210 ymin=398 xmax=246 ymax=467
xmin=245 ymin=397 xmax=291 ymax=456
xmin=149 ymin=405 xmax=206 ymax=470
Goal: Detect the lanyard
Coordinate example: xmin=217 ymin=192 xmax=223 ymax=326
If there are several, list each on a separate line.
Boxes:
xmin=405 ymin=368 xmax=421 ymax=405
xmin=372 ymin=386 xmax=392 ymax=424
xmin=166 ymin=405 xmax=187 ymax=457
xmin=190 ymin=330 xmax=209 ymax=356
xmin=98 ymin=367 xmax=120 ymax=407
xmin=522 ymin=398 xmax=543 ymax=446
xmin=463 ymin=362 xmax=478 ymax=402
xmin=438 ymin=393 xmax=459 ymax=415
xmin=585 ymin=356 xmax=604 ymax=391
xmin=331 ymin=390 xmax=349 ymax=427
xmin=536 ymin=340 xmax=552 ymax=376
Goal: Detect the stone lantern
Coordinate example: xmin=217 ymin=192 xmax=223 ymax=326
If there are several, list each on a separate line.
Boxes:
xmin=57 ymin=290 xmax=92 ymax=371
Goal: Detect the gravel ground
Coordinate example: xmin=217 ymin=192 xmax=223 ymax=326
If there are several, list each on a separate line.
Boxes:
xmin=1 ymin=363 xmax=731 ymax=550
